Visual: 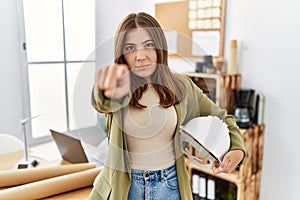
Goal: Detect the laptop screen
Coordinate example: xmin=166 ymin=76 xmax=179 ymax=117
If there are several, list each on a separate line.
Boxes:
xmin=50 ymin=129 xmax=89 ymax=164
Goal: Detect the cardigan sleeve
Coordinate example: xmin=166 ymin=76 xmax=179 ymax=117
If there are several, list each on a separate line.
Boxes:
xmin=91 ymin=86 xmax=132 ymax=114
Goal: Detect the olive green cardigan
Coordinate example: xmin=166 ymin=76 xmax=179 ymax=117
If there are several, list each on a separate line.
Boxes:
xmin=89 ymin=74 xmax=246 ymax=200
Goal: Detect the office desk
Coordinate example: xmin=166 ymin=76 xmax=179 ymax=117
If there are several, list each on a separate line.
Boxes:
xmin=0 ymin=142 xmax=94 ymax=199
xmin=0 ymin=142 xmax=70 ymax=170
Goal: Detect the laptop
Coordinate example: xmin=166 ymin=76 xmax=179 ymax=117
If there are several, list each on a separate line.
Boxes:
xmin=50 ymin=129 xmax=89 ymax=164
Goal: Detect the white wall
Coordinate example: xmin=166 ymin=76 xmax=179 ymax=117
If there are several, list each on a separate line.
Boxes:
xmin=1 ymin=0 xmax=299 ymax=199
xmin=225 ymin=0 xmax=300 ymax=199
xmin=95 ymin=0 xmax=156 ymax=67
xmin=0 ymin=0 xmax=23 ymax=139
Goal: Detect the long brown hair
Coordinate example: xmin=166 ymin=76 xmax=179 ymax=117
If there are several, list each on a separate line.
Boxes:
xmin=114 ymin=12 xmax=186 ymax=109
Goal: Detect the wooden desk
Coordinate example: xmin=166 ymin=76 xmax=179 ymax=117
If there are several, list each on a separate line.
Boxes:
xmin=0 ymin=142 xmax=94 ymax=199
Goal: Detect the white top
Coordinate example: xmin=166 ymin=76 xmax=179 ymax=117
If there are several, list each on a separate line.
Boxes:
xmin=123 ymin=85 xmax=177 ymax=170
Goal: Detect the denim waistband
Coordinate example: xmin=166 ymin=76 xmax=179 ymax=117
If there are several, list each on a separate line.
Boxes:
xmin=130 ymin=164 xmax=176 ymax=180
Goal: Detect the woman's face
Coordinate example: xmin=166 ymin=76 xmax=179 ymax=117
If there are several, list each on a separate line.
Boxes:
xmin=123 ymin=28 xmax=157 ymax=82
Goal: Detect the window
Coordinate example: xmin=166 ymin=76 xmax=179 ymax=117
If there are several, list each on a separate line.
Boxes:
xmin=18 ymin=0 xmax=96 ymax=143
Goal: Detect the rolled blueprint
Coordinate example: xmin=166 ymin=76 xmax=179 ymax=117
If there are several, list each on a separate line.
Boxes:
xmin=0 ymin=167 xmax=102 ymax=200
xmin=0 ymin=162 xmax=96 ymax=187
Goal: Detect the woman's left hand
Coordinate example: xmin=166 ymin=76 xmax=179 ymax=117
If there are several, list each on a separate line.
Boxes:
xmin=212 ymin=150 xmax=244 ymax=174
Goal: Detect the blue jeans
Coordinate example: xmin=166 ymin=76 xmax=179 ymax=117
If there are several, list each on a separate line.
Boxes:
xmin=128 ymin=165 xmax=181 ymax=200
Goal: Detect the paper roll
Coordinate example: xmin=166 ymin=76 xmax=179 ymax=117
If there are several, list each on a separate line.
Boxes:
xmin=227 ymin=39 xmax=238 ymax=74
xmin=0 ymin=162 xmax=96 ymax=187
xmin=0 ymin=167 xmax=102 ymax=200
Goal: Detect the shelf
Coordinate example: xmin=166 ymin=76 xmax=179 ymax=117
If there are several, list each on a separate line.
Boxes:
xmin=189 ymin=162 xmax=241 ymax=185
xmin=183 ymin=68 xmax=265 ymax=200
xmin=190 ymin=28 xmax=221 ymax=31
xmin=184 ymin=72 xmax=242 ymax=113
xmin=185 ymin=72 xmax=221 ymax=79
xmin=185 ymin=72 xmax=222 ymax=106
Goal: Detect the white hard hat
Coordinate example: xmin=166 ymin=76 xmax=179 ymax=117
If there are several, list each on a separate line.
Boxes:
xmin=179 ymin=116 xmax=230 ymax=168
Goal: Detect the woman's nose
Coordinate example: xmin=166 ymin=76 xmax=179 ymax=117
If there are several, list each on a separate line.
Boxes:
xmin=135 ymin=49 xmax=146 ymax=61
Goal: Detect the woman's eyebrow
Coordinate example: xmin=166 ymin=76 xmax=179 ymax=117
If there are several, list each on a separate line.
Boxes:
xmin=142 ymin=39 xmax=154 ymax=44
xmin=124 ymin=39 xmax=154 ymax=46
xmin=124 ymin=42 xmax=135 ymax=46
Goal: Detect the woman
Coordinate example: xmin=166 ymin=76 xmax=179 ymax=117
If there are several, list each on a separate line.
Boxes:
xmin=90 ymin=12 xmax=245 ymax=200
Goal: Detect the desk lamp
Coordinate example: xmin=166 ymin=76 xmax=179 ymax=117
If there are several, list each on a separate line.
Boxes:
xmin=16 ymin=115 xmax=40 ymax=169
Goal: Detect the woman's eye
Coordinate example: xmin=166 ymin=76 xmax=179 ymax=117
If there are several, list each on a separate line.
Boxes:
xmin=145 ymin=42 xmax=155 ymax=48
xmin=125 ymin=45 xmax=135 ymax=51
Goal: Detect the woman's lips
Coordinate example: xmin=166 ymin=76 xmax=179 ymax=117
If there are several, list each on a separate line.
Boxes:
xmin=136 ymin=64 xmax=151 ymax=69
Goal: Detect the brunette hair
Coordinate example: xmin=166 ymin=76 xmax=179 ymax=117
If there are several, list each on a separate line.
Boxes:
xmin=114 ymin=12 xmax=186 ymax=108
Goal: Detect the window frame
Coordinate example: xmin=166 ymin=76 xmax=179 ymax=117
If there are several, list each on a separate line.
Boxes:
xmin=16 ymin=0 xmax=96 ymax=146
